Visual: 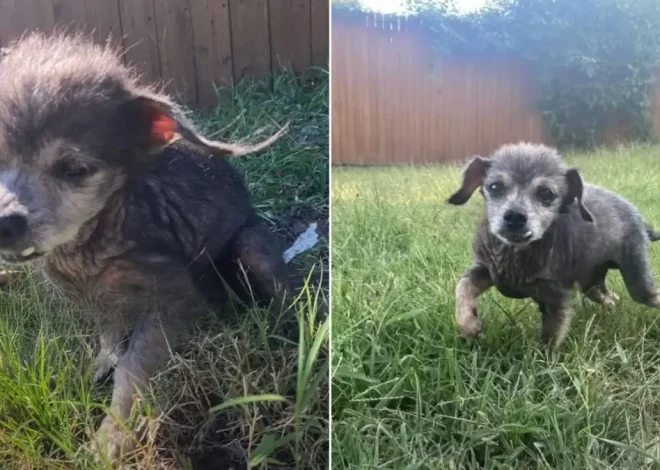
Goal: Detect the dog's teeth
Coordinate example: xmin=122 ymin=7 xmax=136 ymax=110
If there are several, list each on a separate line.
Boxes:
xmin=21 ymin=247 xmax=35 ymax=257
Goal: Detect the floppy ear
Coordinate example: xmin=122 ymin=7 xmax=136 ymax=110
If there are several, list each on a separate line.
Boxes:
xmin=136 ymin=93 xmax=289 ymax=156
xmin=447 ymin=156 xmax=491 ymax=205
xmin=563 ymin=168 xmax=594 ymax=222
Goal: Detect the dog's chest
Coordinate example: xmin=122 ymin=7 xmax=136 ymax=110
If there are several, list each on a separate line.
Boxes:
xmin=40 ymin=246 xmax=120 ymax=302
xmin=40 ymin=254 xmax=99 ymax=300
xmin=486 ymin=245 xmax=553 ymax=299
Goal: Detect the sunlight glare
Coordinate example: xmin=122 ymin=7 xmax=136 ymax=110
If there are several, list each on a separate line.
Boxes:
xmin=358 ymin=0 xmax=492 ymax=14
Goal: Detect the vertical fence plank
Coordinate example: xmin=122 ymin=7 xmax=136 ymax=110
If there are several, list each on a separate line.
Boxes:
xmin=0 ymin=0 xmax=28 ymax=45
xmin=268 ymin=0 xmax=312 ymax=74
xmin=29 ymin=0 xmax=56 ymax=34
xmin=153 ymin=0 xmax=197 ymax=104
xmin=190 ymin=0 xmax=233 ymax=108
xmin=331 ymin=18 xmax=560 ymax=165
xmin=0 ymin=0 xmax=328 ymax=106
xmin=331 ymin=20 xmax=356 ymax=164
xmin=53 ymin=0 xmax=121 ymax=46
xmin=0 ymin=0 xmax=55 ymax=45
xmin=228 ymin=0 xmax=271 ymax=81
xmin=118 ymin=0 xmax=161 ymax=84
xmin=311 ymin=0 xmax=329 ymax=68
xmin=83 ymin=0 xmax=122 ymax=46
xmin=52 ymin=0 xmax=88 ymax=33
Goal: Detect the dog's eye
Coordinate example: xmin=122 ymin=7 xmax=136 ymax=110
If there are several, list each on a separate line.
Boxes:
xmin=537 ymin=187 xmax=556 ymax=203
xmin=487 ymin=182 xmax=505 ymax=195
xmin=53 ymin=160 xmax=97 ymax=181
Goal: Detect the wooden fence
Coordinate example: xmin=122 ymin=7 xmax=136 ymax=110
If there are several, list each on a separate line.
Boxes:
xmin=332 ymin=11 xmax=660 ymax=165
xmin=0 ymin=0 xmax=329 ymax=108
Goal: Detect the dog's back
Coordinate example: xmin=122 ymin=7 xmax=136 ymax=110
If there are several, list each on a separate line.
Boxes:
xmin=126 ymin=140 xmax=253 ymax=265
xmin=123 ymin=139 xmax=287 ymax=305
xmin=572 ymin=184 xmax=651 ymax=268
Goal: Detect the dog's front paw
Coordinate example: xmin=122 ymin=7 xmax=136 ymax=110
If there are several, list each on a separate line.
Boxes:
xmin=93 ymin=416 xmax=136 ymax=464
xmin=584 ymin=286 xmax=620 ymax=309
xmin=602 ymin=291 xmax=620 ymax=308
xmin=93 ymin=350 xmax=120 ymax=384
xmin=457 ymin=307 xmax=482 ymax=339
xmin=648 ymin=293 xmax=660 ymax=309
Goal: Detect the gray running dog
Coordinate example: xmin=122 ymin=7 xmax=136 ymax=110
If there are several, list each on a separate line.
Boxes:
xmin=448 ymin=142 xmax=660 ymax=348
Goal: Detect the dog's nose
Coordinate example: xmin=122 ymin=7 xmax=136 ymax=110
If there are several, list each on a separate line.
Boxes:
xmin=503 ymin=210 xmax=527 ymax=231
xmin=0 ymin=214 xmax=27 ymax=247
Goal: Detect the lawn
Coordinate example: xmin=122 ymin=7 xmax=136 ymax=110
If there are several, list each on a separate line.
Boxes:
xmin=0 ymin=73 xmax=328 ymax=469
xmin=332 ymin=144 xmax=660 ymax=469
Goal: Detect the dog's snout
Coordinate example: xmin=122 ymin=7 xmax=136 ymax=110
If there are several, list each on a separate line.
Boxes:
xmin=503 ymin=210 xmax=527 ymax=231
xmin=0 ymin=214 xmax=27 ymax=247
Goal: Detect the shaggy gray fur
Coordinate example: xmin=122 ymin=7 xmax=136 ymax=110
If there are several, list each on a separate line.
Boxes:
xmin=0 ymin=32 xmax=289 ymax=462
xmin=448 ymin=142 xmax=660 ymax=348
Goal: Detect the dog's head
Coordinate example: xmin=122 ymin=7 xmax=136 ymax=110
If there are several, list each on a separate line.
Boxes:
xmin=0 ymin=32 xmax=284 ymax=264
xmin=448 ymin=142 xmax=593 ymax=246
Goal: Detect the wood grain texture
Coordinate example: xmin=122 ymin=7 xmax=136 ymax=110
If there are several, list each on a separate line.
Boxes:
xmin=29 ymin=0 xmax=56 ymax=34
xmin=228 ymin=0 xmax=271 ymax=81
xmin=118 ymin=0 xmax=161 ymax=84
xmin=0 ymin=0 xmax=55 ymax=45
xmin=51 ymin=0 xmax=87 ymax=32
xmin=153 ymin=0 xmax=197 ymax=104
xmin=311 ymin=0 xmax=328 ymax=67
xmin=53 ymin=0 xmax=122 ymax=47
xmin=332 ymin=19 xmax=549 ymax=165
xmin=0 ymin=0 xmax=27 ymax=45
xmin=333 ymin=16 xmax=660 ymax=165
xmin=0 ymin=0 xmax=328 ymax=107
xmin=268 ymin=0 xmax=312 ymax=74
xmin=190 ymin=0 xmax=233 ymax=107
xmin=82 ymin=0 xmax=122 ymax=46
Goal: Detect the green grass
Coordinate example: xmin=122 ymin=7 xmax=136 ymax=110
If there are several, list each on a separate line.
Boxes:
xmin=0 ymin=72 xmax=328 ymax=469
xmin=332 ymin=144 xmax=660 ymax=469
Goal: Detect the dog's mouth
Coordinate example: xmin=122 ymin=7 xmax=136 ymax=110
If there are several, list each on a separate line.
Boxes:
xmin=0 ymin=247 xmax=45 ymax=265
xmin=502 ymin=230 xmax=533 ymax=245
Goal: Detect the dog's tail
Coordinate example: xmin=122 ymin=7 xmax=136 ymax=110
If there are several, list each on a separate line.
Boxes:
xmin=646 ymin=224 xmax=660 ymax=241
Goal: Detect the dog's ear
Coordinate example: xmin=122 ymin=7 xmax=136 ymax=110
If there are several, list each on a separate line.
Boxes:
xmin=563 ymin=168 xmax=594 ymax=222
xmin=135 ymin=93 xmax=288 ymax=156
xmin=447 ymin=156 xmax=491 ymax=205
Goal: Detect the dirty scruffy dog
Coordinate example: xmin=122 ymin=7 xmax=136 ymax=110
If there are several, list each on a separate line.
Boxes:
xmin=448 ymin=142 xmax=660 ymax=349
xmin=0 ymin=33 xmax=290 ymax=460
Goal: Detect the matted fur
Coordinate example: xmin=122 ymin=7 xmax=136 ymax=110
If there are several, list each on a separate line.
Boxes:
xmin=0 ymin=31 xmax=291 ymax=462
xmin=448 ymin=142 xmax=660 ymax=349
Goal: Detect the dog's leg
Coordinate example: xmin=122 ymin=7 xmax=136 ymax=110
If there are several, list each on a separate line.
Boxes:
xmin=92 ymin=258 xmax=202 ymax=462
xmin=581 ymin=264 xmax=618 ymax=308
xmin=455 ymin=265 xmax=493 ymax=339
xmin=93 ymin=321 xmax=126 ymax=384
xmin=94 ymin=314 xmax=180 ymax=460
xmin=229 ymin=219 xmax=291 ymax=305
xmin=584 ymin=284 xmax=619 ymax=308
xmin=620 ymin=243 xmax=660 ymax=308
xmin=539 ymin=295 xmax=574 ymax=348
